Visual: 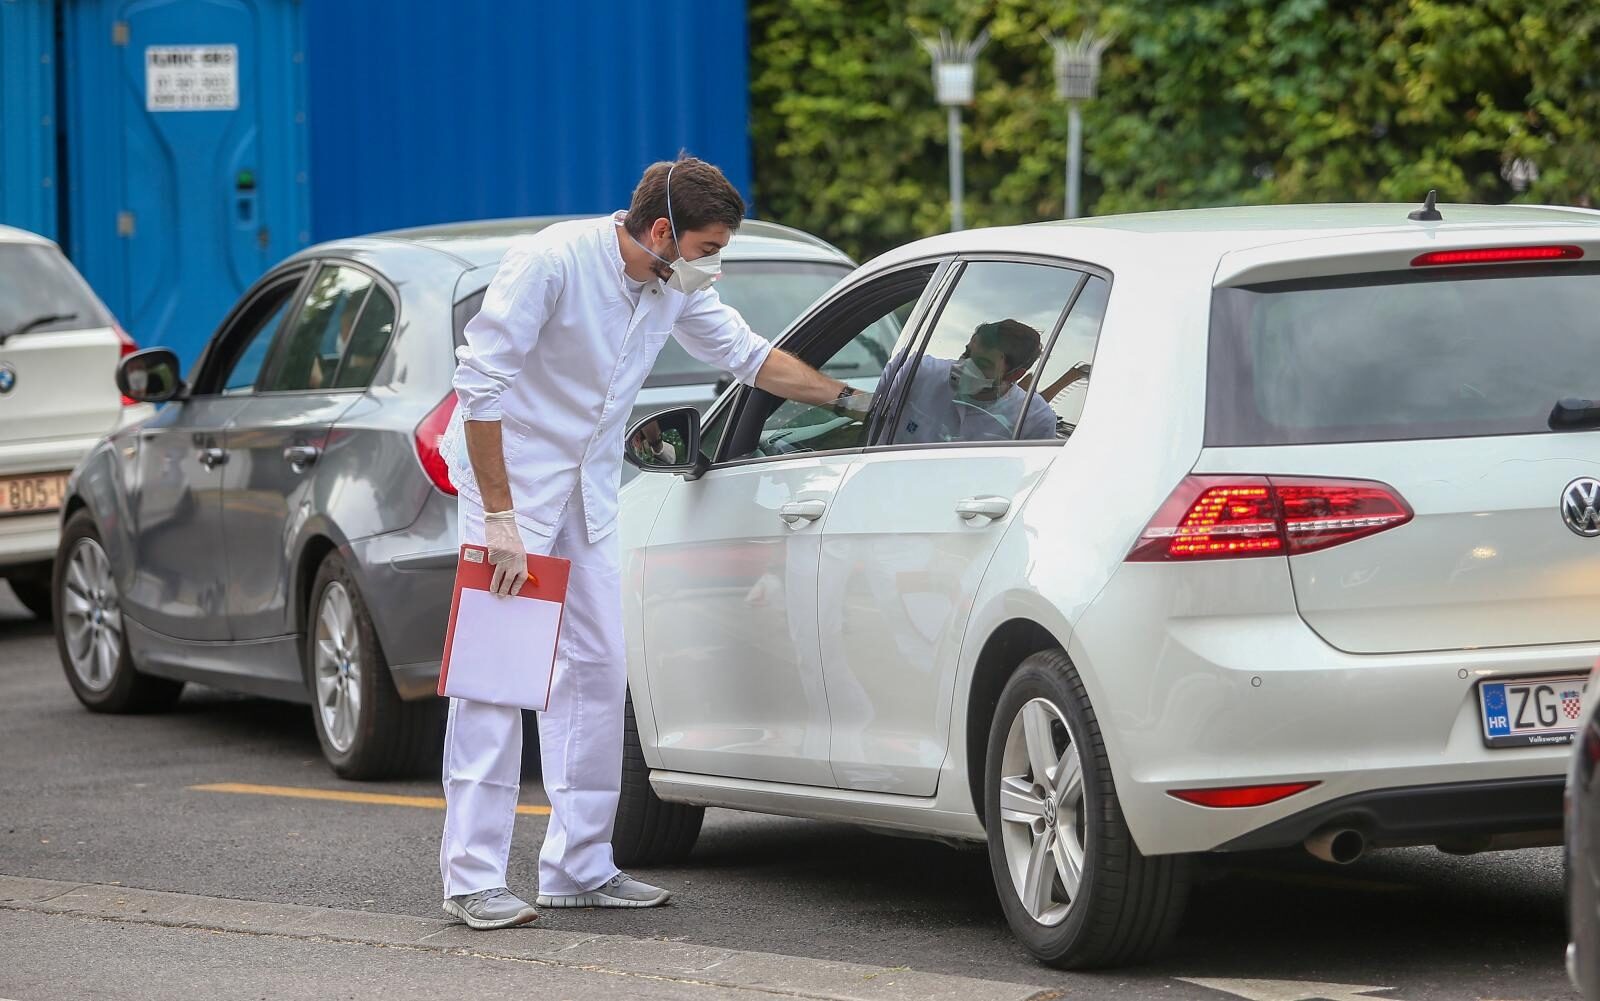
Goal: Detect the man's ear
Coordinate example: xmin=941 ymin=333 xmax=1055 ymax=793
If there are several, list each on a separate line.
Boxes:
xmin=651 ymin=218 xmax=673 ymax=244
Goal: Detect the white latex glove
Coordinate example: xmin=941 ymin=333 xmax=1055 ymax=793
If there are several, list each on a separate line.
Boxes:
xmin=483 ymin=509 xmax=527 ymax=597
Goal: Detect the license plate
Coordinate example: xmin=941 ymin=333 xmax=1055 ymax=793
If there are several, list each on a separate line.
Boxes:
xmin=0 ymin=472 xmax=69 ymax=517
xmin=1479 ymin=673 xmax=1590 ymax=748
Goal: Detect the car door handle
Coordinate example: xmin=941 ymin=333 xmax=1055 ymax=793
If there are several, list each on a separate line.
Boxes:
xmin=956 ymin=496 xmax=1011 ymax=523
xmin=283 ymin=444 xmax=321 ymax=469
xmin=198 ymin=446 xmax=228 ymax=470
xmin=779 ymin=500 xmax=827 ymax=526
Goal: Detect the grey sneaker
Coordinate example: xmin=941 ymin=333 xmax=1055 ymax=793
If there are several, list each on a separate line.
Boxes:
xmin=537 ymin=873 xmax=672 ymax=909
xmin=442 ymin=887 xmax=539 ymax=930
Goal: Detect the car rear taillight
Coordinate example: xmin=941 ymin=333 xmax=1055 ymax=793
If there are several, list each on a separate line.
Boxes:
xmin=115 ymin=324 xmax=139 ymax=406
xmin=1411 ymin=245 xmax=1583 ymax=267
xmin=1127 ymin=476 xmax=1413 ymax=562
xmin=1168 ymin=781 xmax=1318 ymax=808
xmin=414 ymin=393 xmax=458 ymax=496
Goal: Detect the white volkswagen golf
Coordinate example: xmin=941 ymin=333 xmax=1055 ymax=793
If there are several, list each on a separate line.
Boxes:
xmin=611 ymin=201 xmax=1600 ymax=968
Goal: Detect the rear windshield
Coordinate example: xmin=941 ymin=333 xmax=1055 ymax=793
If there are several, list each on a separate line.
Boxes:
xmin=0 ymin=243 xmax=113 ymax=337
xmin=1207 ymin=263 xmax=1600 ymax=445
xmin=647 ymin=260 xmax=849 ymax=387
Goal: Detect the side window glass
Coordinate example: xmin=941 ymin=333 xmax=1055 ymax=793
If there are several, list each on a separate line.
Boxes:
xmin=259 ymin=265 xmax=374 ymax=392
xmin=329 ymin=286 xmax=396 ymax=389
xmin=1018 ymin=276 xmax=1110 ymax=439
xmin=215 ymin=279 xmax=301 ymax=395
xmin=699 ymin=401 xmax=732 ymax=463
xmin=888 ymin=261 xmax=1081 ymax=446
xmin=730 ymin=269 xmax=935 ymax=462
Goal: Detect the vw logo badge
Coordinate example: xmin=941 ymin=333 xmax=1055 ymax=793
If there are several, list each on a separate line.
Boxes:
xmin=1562 ymin=477 xmax=1600 ymax=538
xmin=0 ymin=363 xmax=15 ymax=395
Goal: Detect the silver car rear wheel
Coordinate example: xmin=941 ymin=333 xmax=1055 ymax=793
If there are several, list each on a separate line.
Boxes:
xmin=998 ymin=697 xmax=1086 ymax=928
xmin=312 ymin=581 xmax=362 ymax=754
xmin=60 ymin=537 xmax=122 ymax=694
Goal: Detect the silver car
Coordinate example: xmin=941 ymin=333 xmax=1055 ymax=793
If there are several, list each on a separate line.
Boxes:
xmin=54 ymin=216 xmax=852 ymax=778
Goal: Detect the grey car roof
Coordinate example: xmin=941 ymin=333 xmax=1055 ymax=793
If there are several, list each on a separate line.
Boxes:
xmin=357 ymin=215 xmax=854 ymax=269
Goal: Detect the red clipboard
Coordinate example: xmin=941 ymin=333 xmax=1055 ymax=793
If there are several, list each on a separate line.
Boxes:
xmin=437 ymin=544 xmax=571 ymax=711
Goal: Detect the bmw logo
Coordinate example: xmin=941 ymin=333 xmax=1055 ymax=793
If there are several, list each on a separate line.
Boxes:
xmin=0 ymin=363 xmax=15 ymax=395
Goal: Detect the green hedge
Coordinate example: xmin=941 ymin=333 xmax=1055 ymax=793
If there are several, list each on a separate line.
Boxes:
xmin=749 ymin=0 xmax=1600 ymax=262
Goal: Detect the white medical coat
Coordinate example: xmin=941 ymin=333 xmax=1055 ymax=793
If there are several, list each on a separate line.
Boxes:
xmin=441 ymin=214 xmax=774 ymax=542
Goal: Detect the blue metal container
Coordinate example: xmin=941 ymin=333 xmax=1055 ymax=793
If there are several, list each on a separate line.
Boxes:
xmin=0 ymin=0 xmax=58 ymax=240
xmin=302 ymin=0 xmax=753 ymax=241
xmin=60 ymin=0 xmax=311 ymax=364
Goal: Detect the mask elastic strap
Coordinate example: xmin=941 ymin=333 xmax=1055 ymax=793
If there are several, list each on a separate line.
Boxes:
xmin=665 ymin=161 xmax=681 ymax=250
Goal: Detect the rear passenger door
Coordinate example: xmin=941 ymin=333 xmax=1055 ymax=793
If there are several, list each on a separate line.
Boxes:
xmin=819 ymin=260 xmax=1110 ymax=795
xmin=221 ymin=262 xmax=398 ymax=641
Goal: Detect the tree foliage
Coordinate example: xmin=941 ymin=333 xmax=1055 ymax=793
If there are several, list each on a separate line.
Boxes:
xmin=748 ymin=0 xmax=1600 ymax=261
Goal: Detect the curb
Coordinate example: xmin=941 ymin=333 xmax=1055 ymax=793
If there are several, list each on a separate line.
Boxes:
xmin=0 ymin=875 xmax=1057 ymax=1001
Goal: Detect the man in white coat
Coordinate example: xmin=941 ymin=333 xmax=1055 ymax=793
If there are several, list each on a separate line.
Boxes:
xmin=436 ymin=157 xmax=869 ymax=929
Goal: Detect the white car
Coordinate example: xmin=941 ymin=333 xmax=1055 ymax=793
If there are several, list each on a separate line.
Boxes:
xmin=612 ymin=201 xmax=1600 ymax=968
xmin=0 ymin=226 xmax=150 ymax=618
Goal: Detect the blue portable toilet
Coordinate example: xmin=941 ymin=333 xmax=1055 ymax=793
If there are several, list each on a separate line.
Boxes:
xmin=60 ymin=0 xmax=310 ymax=364
xmin=0 ymin=0 xmax=59 ymax=240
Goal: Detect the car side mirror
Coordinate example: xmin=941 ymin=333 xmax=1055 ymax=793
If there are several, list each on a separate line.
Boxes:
xmin=116 ymin=347 xmax=186 ymax=403
xmin=624 ymin=406 xmax=708 ymax=479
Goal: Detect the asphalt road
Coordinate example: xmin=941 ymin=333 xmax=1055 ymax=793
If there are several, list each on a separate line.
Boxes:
xmin=0 ymin=584 xmax=1578 ymax=1001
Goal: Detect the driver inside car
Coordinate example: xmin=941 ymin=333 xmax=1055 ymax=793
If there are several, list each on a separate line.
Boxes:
xmin=889 ymin=318 xmax=1059 ymax=444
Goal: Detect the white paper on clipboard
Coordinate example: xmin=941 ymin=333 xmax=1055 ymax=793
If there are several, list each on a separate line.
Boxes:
xmin=442 ymin=589 xmax=564 ymax=710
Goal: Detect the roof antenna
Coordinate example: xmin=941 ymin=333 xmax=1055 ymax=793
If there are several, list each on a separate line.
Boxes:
xmin=1408 ymin=189 xmax=1443 ymax=221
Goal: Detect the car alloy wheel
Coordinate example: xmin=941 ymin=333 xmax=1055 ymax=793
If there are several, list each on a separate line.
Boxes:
xmin=312 ymin=581 xmax=363 ymax=754
xmin=998 ymin=696 xmax=1086 ymax=927
xmin=59 ymin=537 xmax=123 ymax=694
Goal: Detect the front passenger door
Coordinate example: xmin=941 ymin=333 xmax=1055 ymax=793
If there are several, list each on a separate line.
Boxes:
xmin=640 ymin=263 xmax=943 ymax=787
xmin=122 ymin=269 xmax=304 ymax=641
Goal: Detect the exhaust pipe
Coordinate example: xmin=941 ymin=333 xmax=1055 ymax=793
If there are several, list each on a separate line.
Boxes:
xmin=1305 ymin=828 xmax=1366 ymax=865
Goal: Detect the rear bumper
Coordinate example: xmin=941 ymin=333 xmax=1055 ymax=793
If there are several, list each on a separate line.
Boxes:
xmin=0 ymin=513 xmax=58 ymax=568
xmin=345 ymin=490 xmax=455 ymax=702
xmin=1216 ymin=776 xmax=1564 ymax=852
xmin=1071 ymin=558 xmax=1588 ymax=856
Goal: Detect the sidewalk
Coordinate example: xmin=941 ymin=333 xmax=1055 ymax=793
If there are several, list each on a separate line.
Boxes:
xmin=0 ymin=876 xmax=1058 ymax=1001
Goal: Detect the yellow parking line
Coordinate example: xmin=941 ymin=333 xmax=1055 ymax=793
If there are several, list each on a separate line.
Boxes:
xmin=190 ymin=782 xmax=551 ymax=816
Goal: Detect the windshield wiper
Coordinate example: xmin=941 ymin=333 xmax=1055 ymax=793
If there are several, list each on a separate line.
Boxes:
xmin=1549 ymin=397 xmax=1600 ymax=430
xmin=0 ymin=312 xmax=79 ymax=346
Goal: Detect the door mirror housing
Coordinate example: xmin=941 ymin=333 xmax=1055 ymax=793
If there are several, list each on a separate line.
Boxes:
xmin=116 ymin=347 xmax=186 ymax=403
xmin=624 ymin=406 xmax=707 ymax=479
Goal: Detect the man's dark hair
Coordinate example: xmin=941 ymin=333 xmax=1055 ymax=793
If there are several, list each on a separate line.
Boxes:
xmin=974 ymin=319 xmax=1043 ymax=375
xmin=625 ymin=156 xmax=745 ymax=239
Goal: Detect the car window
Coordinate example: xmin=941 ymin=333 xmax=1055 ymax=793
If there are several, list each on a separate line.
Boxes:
xmin=0 ymin=244 xmax=114 ymax=336
xmin=1015 ymin=275 xmax=1110 ymax=439
xmin=724 ymin=265 xmax=937 ymax=462
xmin=886 ymin=261 xmax=1081 ymax=446
xmin=259 ymin=264 xmax=374 ymax=393
xmin=329 ymin=285 xmax=396 ymax=389
xmin=1207 ymin=264 xmax=1600 ymax=445
xmin=207 ymin=275 xmax=304 ymax=395
xmin=646 ymin=260 xmax=851 ymax=387
xmin=453 ymin=288 xmax=485 ymax=348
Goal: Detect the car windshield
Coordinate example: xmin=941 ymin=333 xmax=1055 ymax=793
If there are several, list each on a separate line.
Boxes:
xmin=0 ymin=243 xmax=113 ymax=337
xmin=1207 ymin=263 xmax=1600 ymax=445
xmin=646 ymin=260 xmax=850 ymax=387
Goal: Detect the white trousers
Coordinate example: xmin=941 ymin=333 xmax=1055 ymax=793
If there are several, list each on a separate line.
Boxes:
xmin=440 ymin=493 xmax=626 ymax=898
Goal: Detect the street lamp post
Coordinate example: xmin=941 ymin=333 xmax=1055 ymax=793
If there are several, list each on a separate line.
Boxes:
xmin=1045 ymin=29 xmax=1112 ymax=220
xmin=920 ymin=29 xmax=988 ymax=231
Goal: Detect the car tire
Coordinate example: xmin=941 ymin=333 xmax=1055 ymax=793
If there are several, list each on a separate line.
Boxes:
xmin=305 ymin=552 xmax=441 ymax=780
xmin=613 ymin=691 xmax=703 ymax=866
xmin=53 ymin=509 xmax=183 ymax=713
xmin=9 ymin=572 xmax=53 ymax=621
xmin=984 ymin=648 xmax=1189 ymax=969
